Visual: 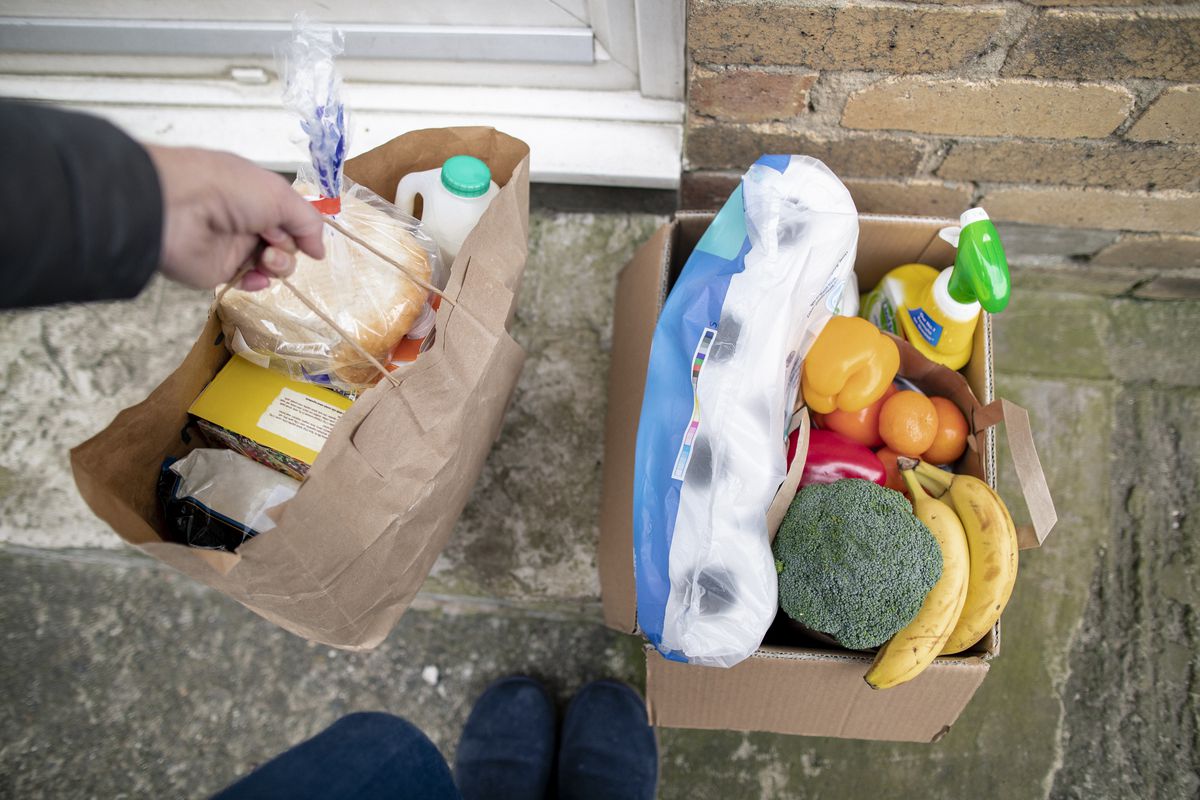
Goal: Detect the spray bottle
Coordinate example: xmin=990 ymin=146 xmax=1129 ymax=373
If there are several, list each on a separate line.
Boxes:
xmin=860 ymin=208 xmax=1010 ymax=370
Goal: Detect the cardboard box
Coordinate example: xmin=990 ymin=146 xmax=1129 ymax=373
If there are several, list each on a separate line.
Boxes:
xmin=598 ymin=212 xmax=1001 ymax=743
xmin=189 ymin=355 xmax=354 ymax=480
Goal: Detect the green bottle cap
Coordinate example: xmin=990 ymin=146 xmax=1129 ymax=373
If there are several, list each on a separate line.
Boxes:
xmin=948 ymin=208 xmax=1011 ymax=313
xmin=440 ymin=155 xmax=492 ymax=198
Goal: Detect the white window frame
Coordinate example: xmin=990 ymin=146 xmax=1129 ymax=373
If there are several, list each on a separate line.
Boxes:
xmin=0 ymin=0 xmax=685 ymax=188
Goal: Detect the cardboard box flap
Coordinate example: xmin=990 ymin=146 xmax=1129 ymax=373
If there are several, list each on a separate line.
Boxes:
xmin=598 ymin=224 xmax=675 ymax=634
xmin=645 ymin=646 xmax=988 ymax=742
xmin=854 ymin=215 xmax=957 ymax=288
xmin=671 ymin=211 xmax=717 ymax=285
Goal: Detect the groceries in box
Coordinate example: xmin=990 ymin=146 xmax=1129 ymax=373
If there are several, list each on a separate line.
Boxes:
xmin=624 ymin=153 xmax=1056 ymax=724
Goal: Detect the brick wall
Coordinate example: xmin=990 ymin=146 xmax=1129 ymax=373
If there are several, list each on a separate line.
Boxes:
xmin=683 ymin=0 xmax=1200 ymax=276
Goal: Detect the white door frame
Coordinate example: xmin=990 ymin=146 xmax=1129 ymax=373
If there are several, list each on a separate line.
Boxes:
xmin=0 ymin=0 xmax=685 ymax=187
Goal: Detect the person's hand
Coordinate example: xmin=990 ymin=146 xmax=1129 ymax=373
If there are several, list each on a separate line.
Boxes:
xmin=146 ymin=144 xmax=326 ymax=292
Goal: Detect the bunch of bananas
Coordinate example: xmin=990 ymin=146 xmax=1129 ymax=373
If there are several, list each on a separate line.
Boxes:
xmin=865 ymin=458 xmax=1019 ymax=690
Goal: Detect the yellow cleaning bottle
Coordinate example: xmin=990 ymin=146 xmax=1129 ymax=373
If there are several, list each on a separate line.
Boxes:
xmin=860 ymin=208 xmax=1010 ymax=370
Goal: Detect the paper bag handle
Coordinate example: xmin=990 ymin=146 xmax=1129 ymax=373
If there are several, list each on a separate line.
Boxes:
xmin=974 ymin=398 xmax=1057 ymax=550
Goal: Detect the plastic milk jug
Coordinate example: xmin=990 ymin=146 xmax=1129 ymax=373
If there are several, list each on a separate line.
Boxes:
xmin=395 ymin=155 xmax=499 ymax=289
xmin=860 ymin=208 xmax=1010 ymax=370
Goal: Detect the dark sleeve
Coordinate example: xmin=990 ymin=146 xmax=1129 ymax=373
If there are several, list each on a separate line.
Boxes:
xmin=0 ymin=100 xmax=162 ymax=310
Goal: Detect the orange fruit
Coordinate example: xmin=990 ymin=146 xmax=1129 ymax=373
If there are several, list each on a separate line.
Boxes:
xmin=875 ymin=446 xmax=909 ymax=496
xmin=878 ymin=390 xmax=938 ymax=457
xmin=923 ymin=396 xmax=969 ymax=465
xmin=820 ymin=384 xmax=897 ymax=448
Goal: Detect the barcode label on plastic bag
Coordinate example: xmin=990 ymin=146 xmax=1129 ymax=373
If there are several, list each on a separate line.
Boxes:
xmin=671 ymin=327 xmax=718 ymax=481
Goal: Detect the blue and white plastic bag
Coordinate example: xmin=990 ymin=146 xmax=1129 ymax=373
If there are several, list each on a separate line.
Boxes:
xmin=632 ymin=155 xmax=859 ymax=667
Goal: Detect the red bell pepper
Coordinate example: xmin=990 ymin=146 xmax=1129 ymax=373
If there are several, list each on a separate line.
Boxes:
xmin=788 ymin=428 xmax=886 ymax=487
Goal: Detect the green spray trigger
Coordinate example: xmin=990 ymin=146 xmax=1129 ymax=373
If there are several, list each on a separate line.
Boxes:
xmin=946 ymin=208 xmax=1010 ymax=313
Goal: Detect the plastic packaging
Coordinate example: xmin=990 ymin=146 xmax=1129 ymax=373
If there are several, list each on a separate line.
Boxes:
xmin=837 ymin=277 xmax=860 ymax=317
xmin=395 ymin=154 xmax=500 ymax=286
xmin=217 ymin=16 xmax=442 ymax=392
xmin=219 ymin=179 xmax=441 ymax=391
xmin=157 ymin=449 xmax=300 ymax=552
xmin=278 ymin=14 xmax=346 ymax=206
xmin=632 ymin=155 xmax=859 ymax=667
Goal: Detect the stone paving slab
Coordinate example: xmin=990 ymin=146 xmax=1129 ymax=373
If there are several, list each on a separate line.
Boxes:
xmin=1051 ymin=384 xmax=1200 ymax=799
xmin=994 ymin=288 xmax=1200 ymax=384
xmin=0 ymin=279 xmax=211 ymax=549
xmin=427 ymin=212 xmax=664 ymax=603
xmin=0 ymin=550 xmax=644 ymax=800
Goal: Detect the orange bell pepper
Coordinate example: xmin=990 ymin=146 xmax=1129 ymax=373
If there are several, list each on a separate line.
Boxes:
xmin=801 ymin=316 xmax=900 ymax=414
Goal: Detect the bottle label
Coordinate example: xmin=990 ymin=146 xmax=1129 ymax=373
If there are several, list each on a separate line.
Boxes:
xmin=909 ymin=307 xmax=943 ymax=346
xmin=861 ymin=287 xmax=899 ymax=335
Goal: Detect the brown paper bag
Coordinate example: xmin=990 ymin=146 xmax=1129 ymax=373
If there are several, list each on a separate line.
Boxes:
xmin=70 ymin=128 xmax=531 ymax=650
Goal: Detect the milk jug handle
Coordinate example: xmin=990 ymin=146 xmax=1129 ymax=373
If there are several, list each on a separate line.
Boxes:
xmin=395 ymin=170 xmax=432 ymax=218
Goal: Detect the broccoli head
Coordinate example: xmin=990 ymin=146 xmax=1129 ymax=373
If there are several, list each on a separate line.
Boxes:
xmin=773 ymin=478 xmax=942 ymax=650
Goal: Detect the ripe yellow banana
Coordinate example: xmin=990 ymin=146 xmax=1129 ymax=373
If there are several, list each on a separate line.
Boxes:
xmin=865 ymin=461 xmax=970 ymax=690
xmin=915 ymin=461 xmax=1019 ymax=655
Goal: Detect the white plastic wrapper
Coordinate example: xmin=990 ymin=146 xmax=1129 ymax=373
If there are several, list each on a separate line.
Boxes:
xmin=839 ymin=278 xmax=860 ymax=317
xmin=158 ymin=449 xmax=300 ymax=551
xmin=634 ymin=155 xmax=859 ymax=667
xmin=218 ymin=180 xmax=440 ymax=392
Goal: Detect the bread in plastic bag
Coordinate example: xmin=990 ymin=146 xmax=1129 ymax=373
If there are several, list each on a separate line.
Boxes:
xmin=217 ymin=179 xmax=440 ymax=392
xmin=216 ymin=13 xmax=440 ymax=393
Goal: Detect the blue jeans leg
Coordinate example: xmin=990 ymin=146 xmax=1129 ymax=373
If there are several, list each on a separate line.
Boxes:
xmin=213 ymin=712 xmax=461 ymax=800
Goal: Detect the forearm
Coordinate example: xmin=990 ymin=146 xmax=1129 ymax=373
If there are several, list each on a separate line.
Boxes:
xmin=0 ymin=100 xmax=162 ymax=309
